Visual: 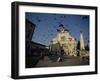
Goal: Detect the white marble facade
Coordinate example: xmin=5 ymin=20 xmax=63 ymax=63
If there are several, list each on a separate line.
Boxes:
xmin=51 ymin=26 xmax=78 ymax=56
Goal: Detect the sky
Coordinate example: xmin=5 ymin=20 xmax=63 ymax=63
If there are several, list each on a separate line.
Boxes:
xmin=26 ymin=12 xmax=89 ymax=46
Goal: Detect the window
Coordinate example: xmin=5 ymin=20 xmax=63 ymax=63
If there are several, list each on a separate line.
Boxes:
xmin=61 ymin=36 xmax=66 ymax=41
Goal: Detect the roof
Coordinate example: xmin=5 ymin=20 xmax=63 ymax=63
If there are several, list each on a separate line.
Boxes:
xmin=57 ymin=26 xmax=69 ymax=32
xmin=31 ymin=41 xmax=46 ymax=47
xmin=26 ymin=19 xmax=36 ymax=27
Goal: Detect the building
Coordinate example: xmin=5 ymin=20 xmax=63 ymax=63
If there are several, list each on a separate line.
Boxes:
xmin=26 ymin=19 xmax=35 ymax=41
xmin=25 ymin=19 xmax=49 ymax=55
xmin=25 ymin=19 xmax=49 ymax=68
xmin=50 ymin=24 xmax=90 ymax=58
xmin=50 ymin=25 xmax=77 ymax=56
xmin=80 ymin=31 xmax=85 ymax=50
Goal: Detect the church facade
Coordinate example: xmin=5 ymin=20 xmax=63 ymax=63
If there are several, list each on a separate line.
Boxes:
xmin=50 ymin=25 xmax=85 ymax=56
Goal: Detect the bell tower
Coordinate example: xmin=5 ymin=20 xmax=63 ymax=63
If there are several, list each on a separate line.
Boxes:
xmin=80 ymin=31 xmax=85 ymax=50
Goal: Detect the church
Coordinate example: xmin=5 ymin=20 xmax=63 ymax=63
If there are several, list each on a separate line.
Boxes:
xmin=50 ymin=24 xmax=85 ymax=56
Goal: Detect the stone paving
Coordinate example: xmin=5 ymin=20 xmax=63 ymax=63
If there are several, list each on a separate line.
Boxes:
xmin=36 ymin=56 xmax=89 ymax=67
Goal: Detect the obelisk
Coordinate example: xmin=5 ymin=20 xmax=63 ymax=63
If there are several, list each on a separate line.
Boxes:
xmin=80 ymin=31 xmax=85 ymax=50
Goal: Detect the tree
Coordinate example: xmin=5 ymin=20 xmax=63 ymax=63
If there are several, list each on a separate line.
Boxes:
xmin=77 ymin=41 xmax=80 ymax=50
xmin=85 ymin=44 xmax=89 ymax=51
